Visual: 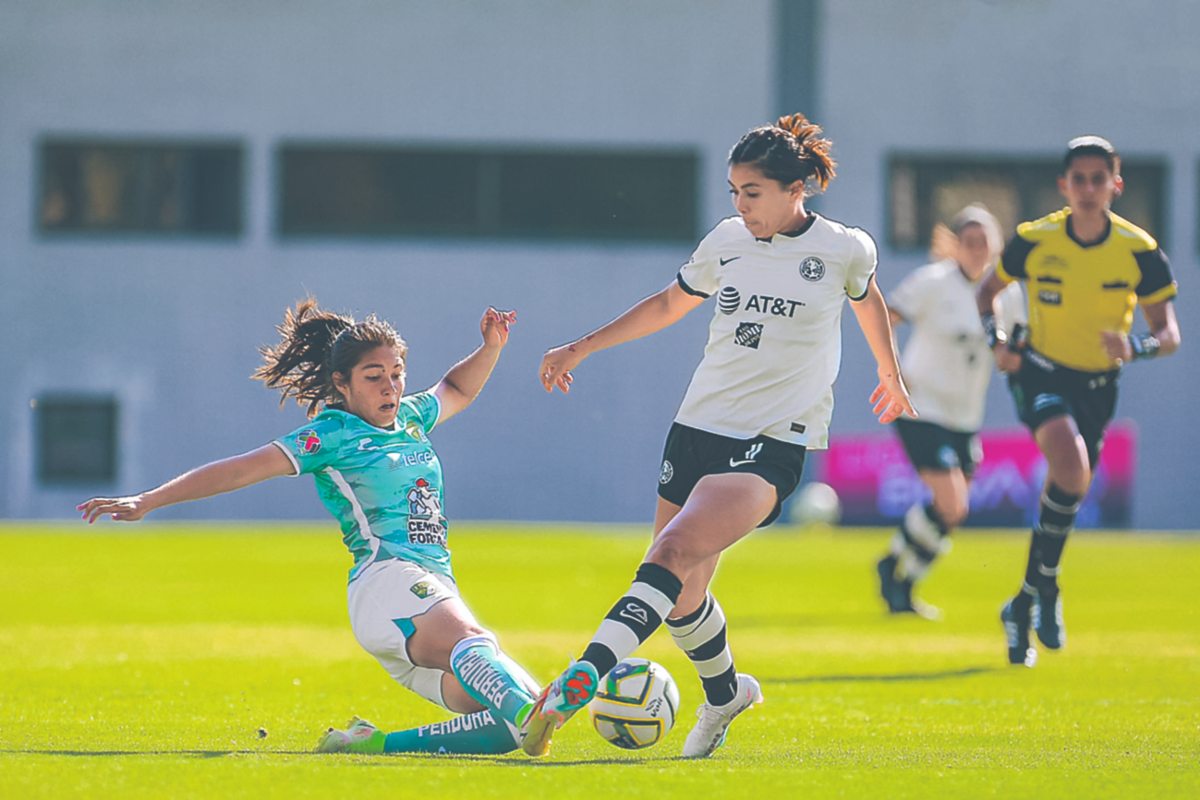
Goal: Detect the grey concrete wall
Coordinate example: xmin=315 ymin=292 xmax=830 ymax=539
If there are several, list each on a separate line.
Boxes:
xmin=2 ymin=1 xmax=1195 ymax=527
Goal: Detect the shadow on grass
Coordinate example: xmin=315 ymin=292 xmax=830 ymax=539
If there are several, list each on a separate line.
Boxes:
xmin=0 ymin=749 xmax=290 ymax=758
xmin=765 ymin=665 xmax=1000 ymax=684
xmin=1 ymin=749 xmax=682 ymax=766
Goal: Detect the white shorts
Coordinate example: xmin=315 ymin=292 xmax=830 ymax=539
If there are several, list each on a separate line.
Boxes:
xmin=347 ymin=558 xmax=460 ymax=711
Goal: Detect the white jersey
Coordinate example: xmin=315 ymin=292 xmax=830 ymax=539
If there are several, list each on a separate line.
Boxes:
xmin=674 ymin=215 xmax=877 ymax=449
xmin=888 ymin=259 xmax=1025 ymax=432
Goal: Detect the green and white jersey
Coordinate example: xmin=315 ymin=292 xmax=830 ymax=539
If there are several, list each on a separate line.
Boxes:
xmin=272 ymin=392 xmax=451 ymax=582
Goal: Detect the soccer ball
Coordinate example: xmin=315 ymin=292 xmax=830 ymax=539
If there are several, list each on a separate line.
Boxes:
xmin=588 ymin=658 xmax=680 ymax=750
xmin=789 ymin=481 xmax=842 ymax=526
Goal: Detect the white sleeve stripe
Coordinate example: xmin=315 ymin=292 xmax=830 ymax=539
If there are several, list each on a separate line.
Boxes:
xmin=427 ymin=391 xmax=442 ymax=431
xmin=270 ymin=440 xmax=301 ymax=477
xmin=325 ymin=467 xmax=379 ymax=561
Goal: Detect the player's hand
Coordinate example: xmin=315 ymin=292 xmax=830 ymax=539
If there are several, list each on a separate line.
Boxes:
xmin=869 ymin=370 xmax=917 ymax=424
xmin=993 ymin=343 xmax=1023 ymax=374
xmin=480 ymin=307 xmax=516 ymax=348
xmin=76 ymin=495 xmax=150 ymax=524
xmin=1100 ymin=330 xmax=1132 ymax=366
xmin=539 ymin=342 xmax=584 ymax=394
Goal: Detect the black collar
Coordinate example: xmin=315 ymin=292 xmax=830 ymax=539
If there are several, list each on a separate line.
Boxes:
xmin=756 ymin=213 xmax=818 ymax=242
xmin=1065 ymin=213 xmax=1112 ymax=249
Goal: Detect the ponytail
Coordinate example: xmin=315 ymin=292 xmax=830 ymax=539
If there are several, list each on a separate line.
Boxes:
xmin=729 ymin=112 xmax=837 ymax=194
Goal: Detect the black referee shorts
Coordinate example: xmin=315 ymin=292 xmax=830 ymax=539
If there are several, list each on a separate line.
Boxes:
xmin=657 ymin=422 xmax=807 ymax=527
xmin=1008 ymin=350 xmax=1119 ymax=468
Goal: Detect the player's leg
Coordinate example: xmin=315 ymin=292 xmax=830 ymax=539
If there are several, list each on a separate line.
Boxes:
xmin=322 ymin=560 xmax=538 ymax=756
xmin=523 ymin=473 xmax=774 ymax=755
xmin=879 ymin=420 xmax=973 ymax=617
xmin=1024 ymin=416 xmax=1090 ymax=649
xmin=881 ymin=467 xmax=968 ymax=618
xmin=1001 ymin=413 xmax=1088 ymax=666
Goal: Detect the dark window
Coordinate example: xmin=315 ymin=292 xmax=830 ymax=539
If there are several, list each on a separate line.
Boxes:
xmin=38 ymin=140 xmax=243 ymax=235
xmin=888 ymin=155 xmax=1167 ymax=249
xmin=278 ymin=144 xmax=697 ymax=241
xmin=35 ymin=395 xmax=118 ymax=485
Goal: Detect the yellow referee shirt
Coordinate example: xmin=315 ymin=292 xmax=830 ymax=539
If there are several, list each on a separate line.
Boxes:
xmin=996 ymin=208 xmax=1176 ymax=372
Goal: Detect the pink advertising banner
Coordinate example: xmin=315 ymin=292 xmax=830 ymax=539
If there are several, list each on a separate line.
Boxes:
xmin=817 ymin=421 xmax=1137 ymax=528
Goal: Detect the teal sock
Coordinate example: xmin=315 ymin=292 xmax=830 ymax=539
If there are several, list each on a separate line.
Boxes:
xmin=449 ymin=635 xmax=536 ymax=734
xmin=383 ymin=709 xmax=517 ymax=755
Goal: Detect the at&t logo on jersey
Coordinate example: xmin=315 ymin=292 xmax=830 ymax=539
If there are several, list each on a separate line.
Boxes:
xmin=296 ymin=430 xmax=321 ymax=455
xmin=718 ymin=286 xmax=741 ymax=315
xmin=799 ymin=256 xmax=826 ymax=282
xmin=719 ymin=286 xmax=804 ymax=318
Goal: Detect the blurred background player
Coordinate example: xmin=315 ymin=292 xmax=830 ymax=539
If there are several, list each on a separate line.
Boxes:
xmin=79 ymin=300 xmax=548 ymax=756
xmin=526 ymin=113 xmax=915 ymax=758
xmin=976 ymin=136 xmax=1180 ymax=666
xmin=876 ymin=205 xmax=1024 ymax=618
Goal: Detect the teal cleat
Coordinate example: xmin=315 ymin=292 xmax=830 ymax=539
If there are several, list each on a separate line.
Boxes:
xmin=519 ymin=661 xmax=600 ymax=757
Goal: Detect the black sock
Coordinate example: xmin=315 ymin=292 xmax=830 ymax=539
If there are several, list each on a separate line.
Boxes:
xmin=580 ymin=562 xmax=683 ymax=680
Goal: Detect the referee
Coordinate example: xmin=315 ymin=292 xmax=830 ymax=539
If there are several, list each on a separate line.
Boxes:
xmin=976 ymin=135 xmax=1181 ymax=667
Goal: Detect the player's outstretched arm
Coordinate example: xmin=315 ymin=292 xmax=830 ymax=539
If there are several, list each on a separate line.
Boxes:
xmin=1100 ymin=299 xmax=1181 ymax=365
xmin=539 ymin=281 xmax=705 ymax=394
xmin=433 ymin=307 xmax=516 ymax=422
xmin=77 ymin=444 xmax=296 ymax=524
xmin=850 ymin=276 xmax=916 ymax=424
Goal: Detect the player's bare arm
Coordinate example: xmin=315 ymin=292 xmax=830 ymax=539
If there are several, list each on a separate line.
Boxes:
xmin=539 ymin=281 xmax=705 ymax=393
xmin=77 ymin=444 xmax=295 ymax=524
xmin=434 ymin=307 xmax=516 ymax=421
xmin=851 ymin=276 xmax=916 ymax=424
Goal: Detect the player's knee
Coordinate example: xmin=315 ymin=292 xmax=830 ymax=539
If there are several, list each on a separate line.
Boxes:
xmin=645 ymin=533 xmax=698 ymax=581
xmin=1052 ymin=465 xmax=1090 ymax=496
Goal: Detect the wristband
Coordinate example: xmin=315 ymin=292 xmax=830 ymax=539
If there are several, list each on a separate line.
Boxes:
xmin=1128 ymin=333 xmax=1161 ymax=360
xmin=981 ymin=313 xmax=1007 ymax=348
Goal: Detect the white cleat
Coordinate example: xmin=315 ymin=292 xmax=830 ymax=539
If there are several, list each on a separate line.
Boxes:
xmin=315 ymin=716 xmax=384 ymax=754
xmin=681 ymin=673 xmax=763 ymax=758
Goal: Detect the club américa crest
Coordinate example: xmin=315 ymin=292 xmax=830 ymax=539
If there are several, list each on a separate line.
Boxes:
xmin=296 ymin=429 xmax=321 ymax=455
xmin=799 ymin=256 xmax=825 ymax=282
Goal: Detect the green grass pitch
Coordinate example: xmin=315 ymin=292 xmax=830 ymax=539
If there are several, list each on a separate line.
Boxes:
xmin=1 ymin=522 xmax=1197 ymax=798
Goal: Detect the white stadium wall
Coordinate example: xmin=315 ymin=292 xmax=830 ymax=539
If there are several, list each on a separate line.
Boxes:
xmin=2 ymin=1 xmax=1196 ymax=528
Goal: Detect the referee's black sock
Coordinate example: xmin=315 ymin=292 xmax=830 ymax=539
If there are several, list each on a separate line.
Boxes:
xmin=580 ymin=562 xmax=683 ymax=681
xmin=1021 ymin=483 xmax=1081 ymax=597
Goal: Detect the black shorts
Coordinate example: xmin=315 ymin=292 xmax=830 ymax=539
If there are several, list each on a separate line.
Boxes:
xmin=894 ymin=418 xmax=982 ymax=478
xmin=1008 ymin=349 xmax=1119 ymax=468
xmin=657 ymin=422 xmax=807 ymax=527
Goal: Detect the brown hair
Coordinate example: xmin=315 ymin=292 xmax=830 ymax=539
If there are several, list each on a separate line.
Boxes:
xmin=728 ymin=112 xmax=837 ymax=194
xmin=253 ymin=297 xmax=406 ymax=418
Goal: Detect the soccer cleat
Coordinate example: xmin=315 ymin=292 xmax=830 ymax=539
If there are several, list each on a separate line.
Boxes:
xmin=877 ymin=556 xmax=940 ymax=620
xmin=1033 ymin=589 xmax=1066 ymax=650
xmin=519 ymin=661 xmax=600 ymax=757
xmin=1001 ymin=597 xmax=1037 ymax=668
xmin=681 ymin=673 xmax=764 ymax=759
xmin=876 ymin=555 xmax=902 ymax=609
xmin=315 ymin=716 xmax=385 ymax=754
